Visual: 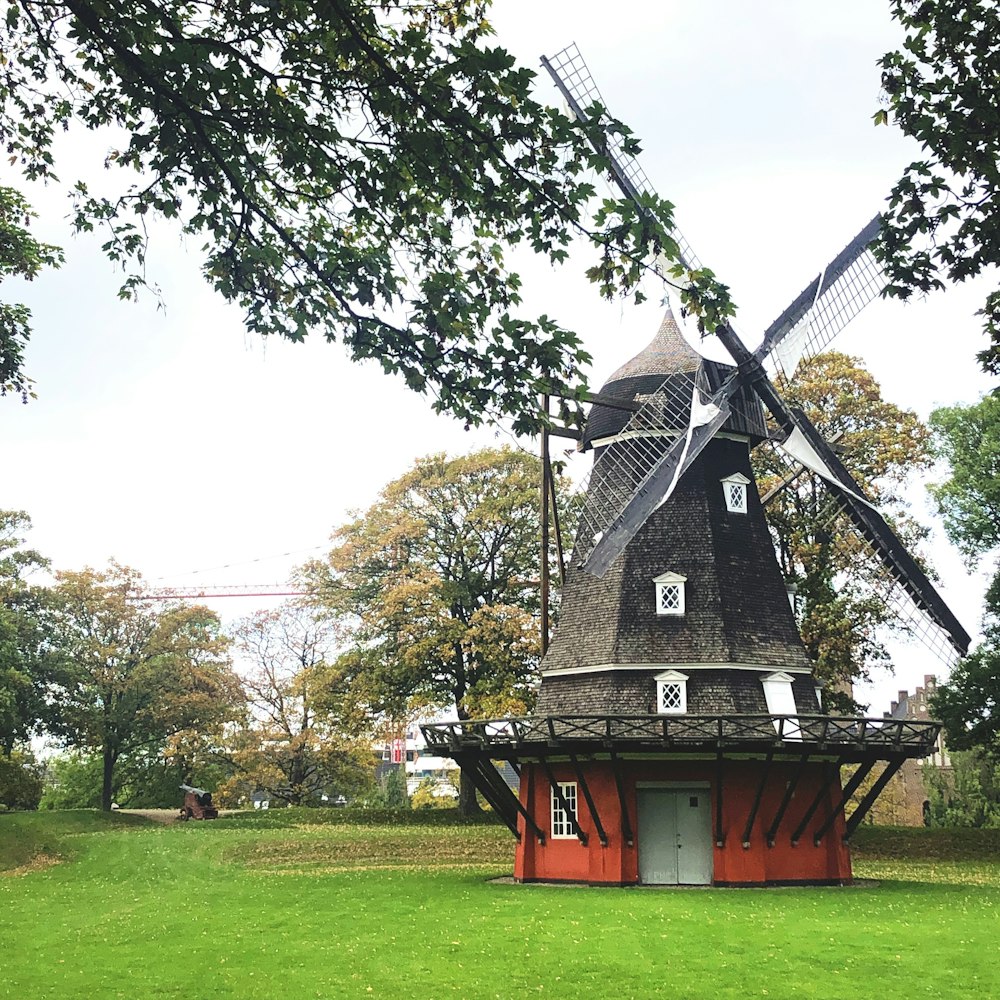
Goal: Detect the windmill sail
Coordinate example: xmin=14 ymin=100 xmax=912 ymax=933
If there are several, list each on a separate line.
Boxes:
xmin=757 ymin=217 xmax=884 ymax=378
xmin=540 ymin=43 xmax=702 ymax=275
xmin=782 ymin=408 xmax=971 ymax=663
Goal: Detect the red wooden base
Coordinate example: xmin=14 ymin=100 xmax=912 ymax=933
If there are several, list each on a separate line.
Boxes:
xmin=513 ymin=759 xmax=852 ymax=886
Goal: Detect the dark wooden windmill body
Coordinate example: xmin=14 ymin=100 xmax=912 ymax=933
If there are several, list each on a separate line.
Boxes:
xmin=421 ymin=45 xmax=967 ymax=886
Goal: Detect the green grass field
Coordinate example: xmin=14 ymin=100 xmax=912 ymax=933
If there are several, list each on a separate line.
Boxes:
xmin=2 ymin=810 xmax=998 ymax=999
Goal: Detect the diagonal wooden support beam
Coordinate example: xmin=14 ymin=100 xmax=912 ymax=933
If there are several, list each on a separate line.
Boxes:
xmin=742 ymin=749 xmax=774 ymax=848
xmin=608 ymin=749 xmax=634 ymax=847
xmin=843 ymin=758 xmax=905 ymax=842
xmin=459 ymin=757 xmax=519 ymax=839
xmin=813 ymin=760 xmax=876 ymax=846
xmin=765 ymin=752 xmax=810 ymax=847
xmin=540 ymin=758 xmax=588 ymax=846
xmin=569 ymin=753 xmax=608 ymax=847
xmin=478 ymin=757 xmax=546 ymax=844
xmin=790 ymin=762 xmax=839 ymax=846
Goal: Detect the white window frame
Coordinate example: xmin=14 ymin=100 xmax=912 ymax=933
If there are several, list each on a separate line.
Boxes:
xmin=761 ymin=671 xmax=801 ymax=740
xmin=654 ymin=669 xmax=689 ymax=715
xmin=722 ymin=472 xmax=751 ymax=514
xmin=653 ymin=571 xmax=687 ymax=616
xmin=550 ymin=781 xmax=578 ymax=839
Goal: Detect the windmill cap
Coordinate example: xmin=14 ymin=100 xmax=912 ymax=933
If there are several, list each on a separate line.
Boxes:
xmin=583 ymin=307 xmax=702 ymax=449
xmin=603 ymin=307 xmax=701 ymax=383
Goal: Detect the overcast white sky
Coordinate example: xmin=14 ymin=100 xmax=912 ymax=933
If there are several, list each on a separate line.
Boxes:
xmin=1 ymin=1 xmax=994 ymax=712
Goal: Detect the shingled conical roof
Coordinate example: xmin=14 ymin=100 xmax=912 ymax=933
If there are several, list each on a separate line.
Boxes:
xmin=605 ymin=307 xmax=701 ymax=382
xmin=583 ymin=308 xmax=768 ymax=448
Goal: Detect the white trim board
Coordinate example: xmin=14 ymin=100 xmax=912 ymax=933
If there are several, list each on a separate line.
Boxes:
xmin=541 ymin=662 xmax=812 ymax=678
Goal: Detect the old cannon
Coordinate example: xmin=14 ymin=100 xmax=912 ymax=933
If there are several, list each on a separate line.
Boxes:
xmin=178 ymin=784 xmax=219 ymax=821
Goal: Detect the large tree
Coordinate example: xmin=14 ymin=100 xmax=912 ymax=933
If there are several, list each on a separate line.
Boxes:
xmin=877 ymin=1 xmax=1000 ymax=376
xmin=927 ymin=394 xmax=1000 ymax=562
xmin=0 ymin=510 xmax=51 ymax=754
xmin=302 ymin=446 xmax=571 ymax=813
xmin=219 ymin=603 xmax=370 ymax=807
xmin=927 ymin=394 xmax=1000 ymax=755
xmin=0 ymin=189 xmax=62 ymax=402
xmin=753 ymin=352 xmax=933 ymax=706
xmin=1 ymin=1 xmax=731 ymax=429
xmin=42 ymin=562 xmax=241 ymax=810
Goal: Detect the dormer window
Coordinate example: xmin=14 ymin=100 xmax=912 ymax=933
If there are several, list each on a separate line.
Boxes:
xmin=653 ymin=572 xmax=686 ymax=616
xmin=722 ymin=472 xmax=751 ymax=514
xmin=655 ymin=669 xmax=688 ymax=714
xmin=761 ymin=671 xmax=801 ymax=740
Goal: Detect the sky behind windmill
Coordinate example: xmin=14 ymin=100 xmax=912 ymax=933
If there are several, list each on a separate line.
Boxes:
xmin=2 ymin=1 xmax=993 ymax=713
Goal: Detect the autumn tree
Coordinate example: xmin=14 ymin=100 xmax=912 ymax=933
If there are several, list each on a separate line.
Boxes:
xmin=752 ymin=352 xmax=933 ymax=706
xmin=877 ymin=1 xmax=1000 ymax=377
xmin=219 ymin=603 xmax=370 ymax=808
xmin=302 ymin=447 xmax=572 ymax=813
xmin=0 ymin=1 xmax=732 ymax=428
xmin=42 ymin=562 xmax=241 ymax=810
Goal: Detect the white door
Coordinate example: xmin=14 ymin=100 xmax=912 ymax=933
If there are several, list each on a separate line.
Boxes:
xmin=638 ymin=788 xmax=713 ymax=885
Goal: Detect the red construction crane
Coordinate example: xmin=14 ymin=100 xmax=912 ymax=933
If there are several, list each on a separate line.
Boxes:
xmin=130 ymin=583 xmax=307 ymax=601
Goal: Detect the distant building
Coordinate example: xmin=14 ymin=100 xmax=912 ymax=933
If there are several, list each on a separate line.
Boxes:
xmin=374 ymin=727 xmax=462 ymax=799
xmin=883 ymin=674 xmax=952 ymax=825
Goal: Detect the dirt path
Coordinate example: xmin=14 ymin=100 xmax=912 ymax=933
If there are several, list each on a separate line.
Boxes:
xmin=117 ymin=809 xmax=182 ymax=825
xmin=118 ymin=809 xmax=235 ymax=825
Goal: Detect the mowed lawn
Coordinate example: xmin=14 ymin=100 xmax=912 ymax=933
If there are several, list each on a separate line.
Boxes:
xmin=1 ymin=810 xmax=998 ymax=999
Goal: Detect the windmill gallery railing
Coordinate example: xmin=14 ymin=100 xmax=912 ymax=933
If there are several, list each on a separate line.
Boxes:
xmin=423 ymin=714 xmax=941 ymax=848
xmin=421 ymin=714 xmax=940 ymax=760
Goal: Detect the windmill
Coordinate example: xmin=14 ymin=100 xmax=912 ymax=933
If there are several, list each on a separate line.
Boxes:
xmin=422 ymin=44 xmax=964 ymax=887
xmin=538 ymin=43 xmax=969 ymax=670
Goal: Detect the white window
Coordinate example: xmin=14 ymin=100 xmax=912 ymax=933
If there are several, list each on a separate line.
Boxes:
xmin=653 ymin=571 xmax=687 ymax=616
xmin=550 ymin=781 xmax=578 ymax=838
xmin=761 ymin=671 xmax=801 ymax=740
xmin=655 ymin=669 xmax=689 ymax=714
xmin=722 ymin=472 xmax=751 ymax=514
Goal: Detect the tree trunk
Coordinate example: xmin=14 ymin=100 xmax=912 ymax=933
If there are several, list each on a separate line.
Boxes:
xmin=101 ymin=745 xmax=116 ymax=812
xmin=458 ymin=768 xmax=482 ymax=817
xmin=453 ymin=697 xmax=482 ymax=817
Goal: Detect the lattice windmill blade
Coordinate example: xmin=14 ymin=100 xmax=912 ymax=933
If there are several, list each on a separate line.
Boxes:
xmin=755 ymin=216 xmax=885 ymax=379
xmin=576 ymin=364 xmax=735 ymax=576
xmin=540 ymin=43 xmax=703 ymax=275
xmin=762 ymin=437 xmax=967 ymax=669
xmin=776 ymin=408 xmax=972 ymax=663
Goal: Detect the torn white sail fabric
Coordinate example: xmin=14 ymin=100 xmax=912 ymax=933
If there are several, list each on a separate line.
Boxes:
xmin=654 ymin=379 xmax=723 ymax=511
xmin=772 ymin=263 xmax=827 ymax=376
xmin=773 ymin=317 xmax=811 ymax=376
xmin=778 ymin=427 xmax=878 ymax=510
